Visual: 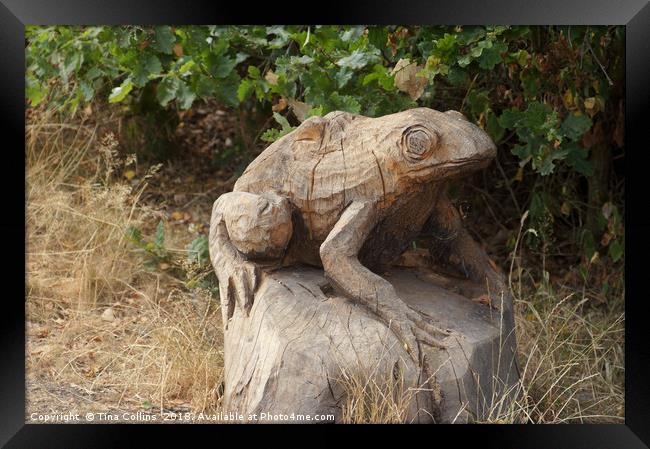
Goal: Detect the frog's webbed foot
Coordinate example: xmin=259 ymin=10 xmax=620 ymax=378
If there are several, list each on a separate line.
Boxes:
xmin=381 ymin=301 xmax=450 ymax=364
xmin=209 ymin=213 xmax=260 ymax=323
xmin=218 ymin=257 xmax=260 ymax=320
xmin=408 ymin=307 xmax=451 ymax=346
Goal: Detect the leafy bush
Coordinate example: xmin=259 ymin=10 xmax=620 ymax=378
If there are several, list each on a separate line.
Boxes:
xmin=26 ymin=25 xmax=624 ymax=262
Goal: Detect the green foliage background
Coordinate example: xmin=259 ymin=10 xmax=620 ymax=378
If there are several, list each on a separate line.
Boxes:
xmin=26 ymin=25 xmax=625 ymax=266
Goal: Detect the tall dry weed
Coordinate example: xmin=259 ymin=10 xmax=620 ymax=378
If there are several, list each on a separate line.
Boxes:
xmin=26 ymin=109 xmax=224 ymax=417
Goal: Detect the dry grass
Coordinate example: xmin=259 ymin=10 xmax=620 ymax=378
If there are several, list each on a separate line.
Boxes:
xmin=26 ymin=109 xmax=224 ymax=421
xmin=26 ymin=109 xmax=624 ymax=424
xmin=484 ymin=284 xmax=624 ymax=423
xmin=337 ymin=359 xmax=421 ymax=424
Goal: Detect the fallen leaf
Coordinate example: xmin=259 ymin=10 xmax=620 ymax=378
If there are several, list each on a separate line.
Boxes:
xmin=171 ymin=211 xmax=184 ymax=221
xmin=264 ymin=70 xmax=279 ymax=86
xmin=601 ymin=232 xmax=613 ymax=247
xmin=272 ymin=97 xmax=288 ymax=112
xmin=32 ymin=343 xmax=63 ymax=355
xmin=560 ymin=202 xmax=571 ymax=216
xmin=584 ymin=97 xmax=596 ymax=110
xmin=513 ymin=166 xmax=524 ymax=182
xmin=101 ymin=307 xmax=115 ymax=322
xmin=288 ymin=99 xmax=312 ymax=122
xmin=584 ymin=97 xmax=598 ymax=117
xmin=472 ymin=294 xmax=494 ymax=308
xmin=590 ymin=251 xmax=600 ymax=264
xmin=391 ymin=58 xmax=428 ymax=101
xmin=562 ymin=89 xmax=574 ymax=109
xmin=601 ymin=202 xmax=615 ymax=220
xmin=35 ymin=327 xmax=50 ymax=338
xmin=173 ymin=44 xmax=184 ymax=57
xmin=123 ymin=170 xmax=136 ymax=181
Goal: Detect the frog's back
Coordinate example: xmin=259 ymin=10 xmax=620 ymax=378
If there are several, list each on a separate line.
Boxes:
xmin=234 ymin=112 xmax=389 ymax=241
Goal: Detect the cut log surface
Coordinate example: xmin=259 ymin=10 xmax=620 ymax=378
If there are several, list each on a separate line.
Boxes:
xmin=222 ymin=265 xmax=519 ymax=423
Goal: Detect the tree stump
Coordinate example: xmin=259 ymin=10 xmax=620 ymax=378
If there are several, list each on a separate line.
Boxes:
xmin=221 ymin=263 xmax=519 ymax=423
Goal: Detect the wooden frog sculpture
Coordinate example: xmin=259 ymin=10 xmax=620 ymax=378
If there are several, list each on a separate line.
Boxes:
xmin=210 ymin=107 xmax=510 ymax=362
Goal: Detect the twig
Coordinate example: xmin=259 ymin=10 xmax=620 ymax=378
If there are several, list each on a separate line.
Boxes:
xmin=494 ymin=155 xmax=522 ymax=215
xmin=584 ymin=36 xmax=614 ymax=86
xmin=460 ymin=74 xmax=479 ymax=114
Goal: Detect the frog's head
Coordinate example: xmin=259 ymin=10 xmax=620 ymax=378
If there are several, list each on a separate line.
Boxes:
xmin=384 ymin=107 xmax=497 ymax=182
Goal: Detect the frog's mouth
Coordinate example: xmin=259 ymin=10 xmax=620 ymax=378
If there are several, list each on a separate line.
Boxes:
xmin=440 ymin=156 xmax=493 ymax=171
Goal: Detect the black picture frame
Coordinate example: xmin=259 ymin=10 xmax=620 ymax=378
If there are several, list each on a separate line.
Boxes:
xmin=4 ymin=0 xmax=649 ymax=446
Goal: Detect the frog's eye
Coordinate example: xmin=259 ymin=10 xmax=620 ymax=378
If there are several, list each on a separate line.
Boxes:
xmin=401 ymin=125 xmax=439 ymax=161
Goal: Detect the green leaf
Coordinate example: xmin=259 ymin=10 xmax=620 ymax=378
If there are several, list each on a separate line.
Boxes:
xmin=261 ymin=112 xmax=295 ymax=142
xmin=214 ymin=74 xmax=241 ymax=107
xmin=26 ymin=78 xmax=47 ymax=106
xmin=79 ymin=80 xmax=94 ymax=101
xmin=155 ymin=220 xmax=165 ymax=249
xmin=457 ymin=54 xmax=472 ymax=67
xmin=152 ymin=26 xmax=176 ymax=54
xmin=237 ymin=78 xmax=254 ymax=102
xmin=560 ymin=113 xmax=592 ymax=141
xmin=247 ymin=65 xmax=261 ymax=79
xmin=362 ymin=64 xmax=394 ymax=90
xmin=445 ymin=66 xmax=469 ymax=86
xmin=133 ymin=54 xmax=162 ymax=87
xmin=261 ymin=128 xmax=281 ymax=142
xmin=335 ymin=49 xmax=379 ymax=70
xmin=334 ymin=68 xmax=354 ymax=89
xmin=478 ymin=41 xmax=507 ymax=69
xmin=85 ymin=66 xmax=103 ymax=80
xmin=467 ymin=90 xmax=489 ymax=117
xmin=207 ymin=54 xmax=238 ymax=79
xmin=178 ymin=59 xmax=195 ymax=75
xmin=498 ymin=108 xmax=524 ymax=129
xmin=367 ymin=27 xmax=387 ymax=51
xmin=581 ymin=229 xmax=597 ymax=259
xmin=436 ymin=33 xmax=458 ymax=56
xmin=341 ymin=27 xmax=365 ymax=42
xmin=156 ymin=77 xmax=180 ymax=106
xmin=608 ymin=239 xmax=624 ymax=262
xmin=266 ymin=25 xmax=292 ymax=48
xmin=537 ymin=147 xmax=569 ymax=176
xmin=511 ymin=142 xmax=532 ymax=160
xmin=327 ymin=92 xmax=361 ymax=114
xmin=187 ymin=235 xmax=209 ymax=265
xmin=272 ymin=112 xmax=292 ymax=132
xmin=108 ymin=77 xmax=134 ymax=103
xmin=520 ymin=69 xmax=540 ymax=98
xmin=565 ymin=143 xmax=593 ymax=176
xmin=176 ymin=81 xmax=196 ymax=109
xmin=486 ymin=109 xmax=505 ymax=142
xmin=126 ymin=226 xmax=143 ymax=245
xmin=289 ymin=55 xmax=314 ymax=65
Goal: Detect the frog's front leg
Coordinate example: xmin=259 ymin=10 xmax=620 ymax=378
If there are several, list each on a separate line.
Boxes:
xmin=209 ymin=191 xmax=293 ymax=326
xmin=320 ymin=201 xmax=450 ymax=363
xmin=424 ymin=194 xmax=512 ymax=313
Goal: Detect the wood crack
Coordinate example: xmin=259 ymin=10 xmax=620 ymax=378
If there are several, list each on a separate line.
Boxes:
xmin=371 ymin=149 xmax=386 ymax=204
